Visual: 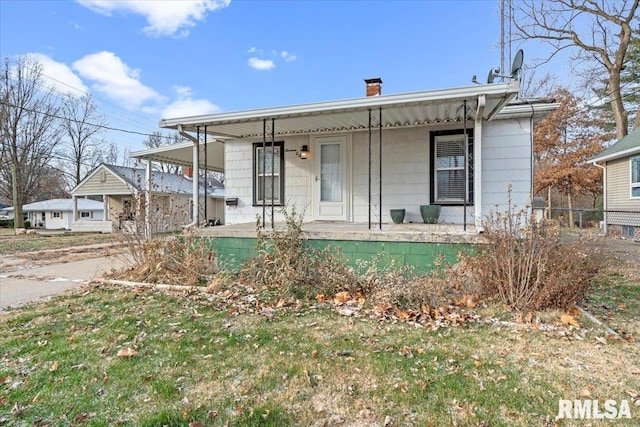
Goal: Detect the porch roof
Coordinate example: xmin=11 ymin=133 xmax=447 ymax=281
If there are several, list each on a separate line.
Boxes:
xmin=130 ymin=140 xmax=225 ymax=172
xmin=159 ymin=81 xmax=521 ymax=140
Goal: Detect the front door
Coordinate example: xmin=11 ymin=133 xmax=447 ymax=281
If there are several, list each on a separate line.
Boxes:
xmin=313 ymin=136 xmax=348 ymax=221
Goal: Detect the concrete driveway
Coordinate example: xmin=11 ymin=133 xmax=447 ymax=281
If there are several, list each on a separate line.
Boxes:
xmin=0 ymin=244 xmax=126 ymax=313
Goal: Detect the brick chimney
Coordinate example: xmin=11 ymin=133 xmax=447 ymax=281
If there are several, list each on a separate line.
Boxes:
xmin=183 ymin=166 xmax=193 ymax=178
xmin=364 ymin=78 xmax=383 ymax=96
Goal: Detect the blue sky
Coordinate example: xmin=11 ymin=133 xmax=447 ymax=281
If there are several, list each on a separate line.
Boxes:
xmin=0 ymin=0 xmax=553 ymax=153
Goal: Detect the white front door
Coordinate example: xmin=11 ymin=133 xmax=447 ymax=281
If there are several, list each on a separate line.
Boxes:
xmin=313 ymin=136 xmax=348 ymax=221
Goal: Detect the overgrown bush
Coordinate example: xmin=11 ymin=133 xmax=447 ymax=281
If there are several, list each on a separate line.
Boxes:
xmin=114 ymin=228 xmax=217 ymax=286
xmin=239 ymin=207 xmax=450 ymax=309
xmin=240 ymin=207 xmax=362 ymax=299
xmin=462 ymin=194 xmax=603 ymax=311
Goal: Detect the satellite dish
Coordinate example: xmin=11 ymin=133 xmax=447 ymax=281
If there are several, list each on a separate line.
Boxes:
xmin=487 ymin=68 xmax=499 ymax=84
xmin=510 ymin=49 xmax=524 ymax=79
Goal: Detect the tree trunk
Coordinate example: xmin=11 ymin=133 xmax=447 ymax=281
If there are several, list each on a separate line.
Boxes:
xmin=608 ymin=72 xmax=629 ymax=140
xmin=12 ymin=164 xmax=24 ymax=229
xmin=633 ymin=101 xmax=640 ymax=131
xmin=567 ymin=190 xmax=574 ymax=228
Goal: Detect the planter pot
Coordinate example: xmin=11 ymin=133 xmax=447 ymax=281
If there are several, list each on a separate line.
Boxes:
xmin=419 ymin=205 xmax=441 ymax=224
xmin=390 ymin=209 xmax=406 ymax=224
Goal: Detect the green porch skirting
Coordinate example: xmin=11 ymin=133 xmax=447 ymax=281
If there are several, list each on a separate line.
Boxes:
xmin=206 ymin=237 xmax=471 ymax=275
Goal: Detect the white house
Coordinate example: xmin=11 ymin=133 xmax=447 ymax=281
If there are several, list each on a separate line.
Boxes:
xmin=125 ymin=78 xmax=557 ymax=273
xmin=5 ymin=198 xmax=104 ymax=230
xmin=156 ymin=79 xmax=557 ymax=230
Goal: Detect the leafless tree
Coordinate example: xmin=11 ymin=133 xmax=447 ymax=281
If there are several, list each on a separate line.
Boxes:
xmin=60 ymin=93 xmax=107 ymax=187
xmin=513 ymin=0 xmax=639 ymax=139
xmin=0 ymin=56 xmax=64 ymax=228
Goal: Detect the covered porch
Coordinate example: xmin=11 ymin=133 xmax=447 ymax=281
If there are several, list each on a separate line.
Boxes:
xmin=156 ymin=81 xmax=526 ymax=232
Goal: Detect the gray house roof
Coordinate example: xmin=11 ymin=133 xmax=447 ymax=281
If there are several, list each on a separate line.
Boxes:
xmin=5 ymin=198 xmax=103 ymax=213
xmin=105 ymin=164 xmax=224 ymax=197
xmin=590 ymin=127 xmax=640 ymax=163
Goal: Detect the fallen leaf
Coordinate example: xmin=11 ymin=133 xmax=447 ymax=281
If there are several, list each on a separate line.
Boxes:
xmin=333 ymin=291 xmax=351 ymax=304
xmin=116 ymin=347 xmax=137 ymax=358
xmin=580 ymin=388 xmax=591 ymax=397
xmin=561 ymin=314 xmax=580 ymax=328
xmin=49 ymin=361 xmax=58 ymax=372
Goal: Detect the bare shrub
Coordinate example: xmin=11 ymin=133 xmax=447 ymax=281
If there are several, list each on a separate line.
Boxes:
xmin=240 ymin=207 xmax=361 ymax=298
xmin=114 ymin=228 xmax=217 ymax=286
xmin=240 ymin=207 xmax=459 ymax=309
xmin=463 ymin=193 xmax=603 ymax=311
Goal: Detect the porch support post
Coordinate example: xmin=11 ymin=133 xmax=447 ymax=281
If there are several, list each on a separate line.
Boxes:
xmin=271 ymin=118 xmax=275 ymax=229
xmin=103 ymin=194 xmax=108 ymax=221
xmin=474 ymin=95 xmax=486 ymax=231
xmin=145 ymin=158 xmax=152 ymax=240
xmin=72 ymin=195 xmax=78 ymax=222
xmin=378 ymin=107 xmax=382 ymax=230
xmin=193 ymin=127 xmax=200 ymax=226
xmin=262 ymin=119 xmax=266 ymax=228
xmin=204 ymin=126 xmax=208 ymax=223
xmin=368 ymin=108 xmax=372 ymax=230
xmin=463 ymin=100 xmax=468 ymax=232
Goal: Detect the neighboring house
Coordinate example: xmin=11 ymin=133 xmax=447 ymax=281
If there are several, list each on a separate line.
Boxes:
xmin=589 ymin=127 xmax=640 ymax=239
xmin=0 ymin=203 xmax=10 ymax=220
xmin=70 ymin=164 xmax=225 ymax=233
xmin=135 ymin=78 xmax=557 ymax=272
xmin=4 ymin=198 xmax=104 ymax=230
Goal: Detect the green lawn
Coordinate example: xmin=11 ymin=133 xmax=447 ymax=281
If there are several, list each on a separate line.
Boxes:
xmin=1 ymin=273 xmax=638 ymax=426
xmin=0 ymin=229 xmax=119 ymax=255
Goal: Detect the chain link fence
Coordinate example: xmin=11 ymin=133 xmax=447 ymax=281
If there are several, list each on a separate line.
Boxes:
xmin=544 ymin=207 xmax=640 ymax=239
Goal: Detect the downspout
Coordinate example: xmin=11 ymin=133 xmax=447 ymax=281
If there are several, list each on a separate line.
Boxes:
xmin=593 ymin=161 xmax=607 ymax=235
xmin=177 ymin=124 xmax=199 ymax=228
xmin=474 ymin=95 xmax=485 ymax=232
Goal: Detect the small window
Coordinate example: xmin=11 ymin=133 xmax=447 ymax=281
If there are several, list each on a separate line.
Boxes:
xmin=80 ymin=211 xmax=92 ymax=218
xmin=52 ymin=211 xmax=61 ymax=218
xmin=431 ymin=130 xmax=473 ymax=205
xmin=631 ymin=156 xmax=640 ymax=198
xmin=253 ymin=141 xmax=284 ymax=206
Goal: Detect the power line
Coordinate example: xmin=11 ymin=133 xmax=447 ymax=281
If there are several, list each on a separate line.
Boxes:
xmin=0 ymin=99 xmax=178 ymax=141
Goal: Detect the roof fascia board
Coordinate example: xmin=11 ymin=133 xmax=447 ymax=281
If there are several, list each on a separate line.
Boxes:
xmin=493 ymin=102 xmax=560 ymax=120
xmin=159 ymin=82 xmax=520 ymax=129
xmin=590 ymin=146 xmax=640 ymax=163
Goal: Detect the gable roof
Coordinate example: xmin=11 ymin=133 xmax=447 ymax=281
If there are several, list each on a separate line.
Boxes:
xmin=71 ymin=164 xmax=224 ymax=197
xmin=590 ymin=127 xmax=640 ymax=163
xmin=5 ymin=198 xmax=103 ymax=212
xmin=159 ymin=82 xmax=527 ymax=139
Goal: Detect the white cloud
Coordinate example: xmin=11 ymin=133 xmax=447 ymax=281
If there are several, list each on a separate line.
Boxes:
xmin=248 ymin=57 xmax=275 ymax=71
xmin=281 ymin=51 xmax=297 ymax=62
xmin=72 ymin=51 xmax=164 ymax=110
xmin=25 ymin=53 xmax=89 ymax=95
xmin=161 ymin=86 xmax=219 ymax=118
xmin=247 ymin=47 xmax=258 ymax=54
xmin=76 ymin=0 xmax=231 ymax=37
